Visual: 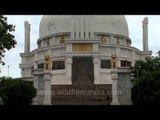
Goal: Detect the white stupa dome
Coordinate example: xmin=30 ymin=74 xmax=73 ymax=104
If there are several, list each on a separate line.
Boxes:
xmin=39 ymin=15 xmax=129 ymax=39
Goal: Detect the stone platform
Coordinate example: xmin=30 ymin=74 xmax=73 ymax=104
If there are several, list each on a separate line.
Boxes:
xmin=51 ymin=84 xmax=112 ymax=105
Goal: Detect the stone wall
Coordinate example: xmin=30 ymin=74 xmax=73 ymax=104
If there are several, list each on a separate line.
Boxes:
xmin=117 ymin=72 xmax=132 ymax=105
xmin=51 ymin=84 xmax=112 ymax=105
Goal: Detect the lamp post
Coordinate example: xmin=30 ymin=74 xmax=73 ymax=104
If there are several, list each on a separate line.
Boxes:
xmin=136 ymin=65 xmax=141 ymax=104
xmin=8 ymin=65 xmax=9 ymax=77
xmin=0 ymin=68 xmax=1 ymax=79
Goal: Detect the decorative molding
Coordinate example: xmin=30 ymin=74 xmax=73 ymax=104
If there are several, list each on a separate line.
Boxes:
xmin=116 ymin=38 xmax=120 ymax=44
xmin=100 ymin=36 xmax=107 ymax=43
xmin=72 ymin=43 xmax=93 ymax=52
xmin=60 ymin=36 xmax=65 ymax=44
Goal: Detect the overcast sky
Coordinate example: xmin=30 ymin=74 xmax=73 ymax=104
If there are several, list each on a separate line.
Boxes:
xmin=0 ymin=15 xmax=160 ymax=78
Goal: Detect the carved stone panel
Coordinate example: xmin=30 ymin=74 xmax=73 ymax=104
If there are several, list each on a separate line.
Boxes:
xmin=72 ymin=43 xmax=93 ymax=52
xmin=72 ymin=57 xmax=94 ymax=85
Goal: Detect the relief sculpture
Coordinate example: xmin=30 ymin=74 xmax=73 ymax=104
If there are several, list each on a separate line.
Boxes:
xmin=44 ymin=54 xmax=51 ymax=70
xmin=111 ymin=54 xmax=117 ymax=69
xmin=100 ymin=36 xmax=107 ymax=43
xmin=72 ymin=57 xmax=94 ymax=84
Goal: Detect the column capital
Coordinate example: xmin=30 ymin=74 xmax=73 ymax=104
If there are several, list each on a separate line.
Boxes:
xmin=66 ymin=54 xmax=73 ymax=58
xmin=112 ymin=73 xmax=118 ymax=80
xmin=143 ymin=17 xmax=148 ymax=24
xmin=93 ymin=57 xmax=100 ymax=64
xmin=111 ymin=69 xmax=118 ymax=74
xmin=66 ymin=57 xmax=72 ymax=64
xmin=43 ymin=71 xmax=52 ymax=80
xmin=24 ymin=21 xmax=30 ymax=31
xmin=92 ymin=54 xmax=99 ymax=58
xmin=111 ymin=70 xmax=118 ymax=80
xmin=32 ymin=69 xmax=43 ymax=75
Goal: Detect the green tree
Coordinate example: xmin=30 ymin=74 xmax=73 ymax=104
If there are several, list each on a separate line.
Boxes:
xmin=0 ymin=15 xmax=17 ymax=65
xmin=0 ymin=78 xmax=36 ymax=105
xmin=131 ymin=55 xmax=160 ymax=105
xmin=156 ymin=50 xmax=160 ymax=57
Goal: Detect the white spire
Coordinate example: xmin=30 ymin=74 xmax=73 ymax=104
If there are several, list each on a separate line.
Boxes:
xmin=142 ymin=17 xmax=148 ymax=51
xmin=24 ymin=21 xmax=30 ymax=53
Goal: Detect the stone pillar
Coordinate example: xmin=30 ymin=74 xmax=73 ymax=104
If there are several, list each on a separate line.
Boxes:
xmin=93 ymin=43 xmax=99 ymax=53
xmin=32 ymin=75 xmax=39 ymax=105
xmin=32 ymin=69 xmax=43 ymax=105
xmin=24 ymin=21 xmax=30 ymax=53
xmin=89 ymin=16 xmax=94 ymax=39
xmin=132 ymin=51 xmax=136 ymax=66
xmin=66 ymin=44 xmax=72 ymax=53
xmin=93 ymin=57 xmax=100 ymax=84
xmin=71 ymin=16 xmax=74 ymax=39
xmin=79 ymin=16 xmax=84 ymax=39
xmin=34 ymin=53 xmax=38 ymax=69
xmin=41 ymin=40 xmax=44 ymax=47
xmin=85 ymin=15 xmax=89 ymax=39
xmin=110 ymin=35 xmax=114 ymax=44
xmin=116 ymin=48 xmax=120 ymax=67
xmin=111 ymin=70 xmax=120 ymax=105
xmin=142 ymin=17 xmax=148 ymax=51
xmin=75 ymin=16 xmax=79 ymax=39
xmin=47 ymin=49 xmax=51 ymax=56
xmin=123 ymin=38 xmax=126 ymax=45
xmin=66 ymin=57 xmax=72 ymax=84
xmin=43 ymin=70 xmax=51 ymax=105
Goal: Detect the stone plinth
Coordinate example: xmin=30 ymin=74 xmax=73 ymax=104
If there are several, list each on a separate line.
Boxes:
xmin=111 ymin=69 xmax=120 ymax=105
xmin=32 ymin=69 xmax=43 ymax=105
xmin=43 ymin=70 xmax=52 ymax=105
